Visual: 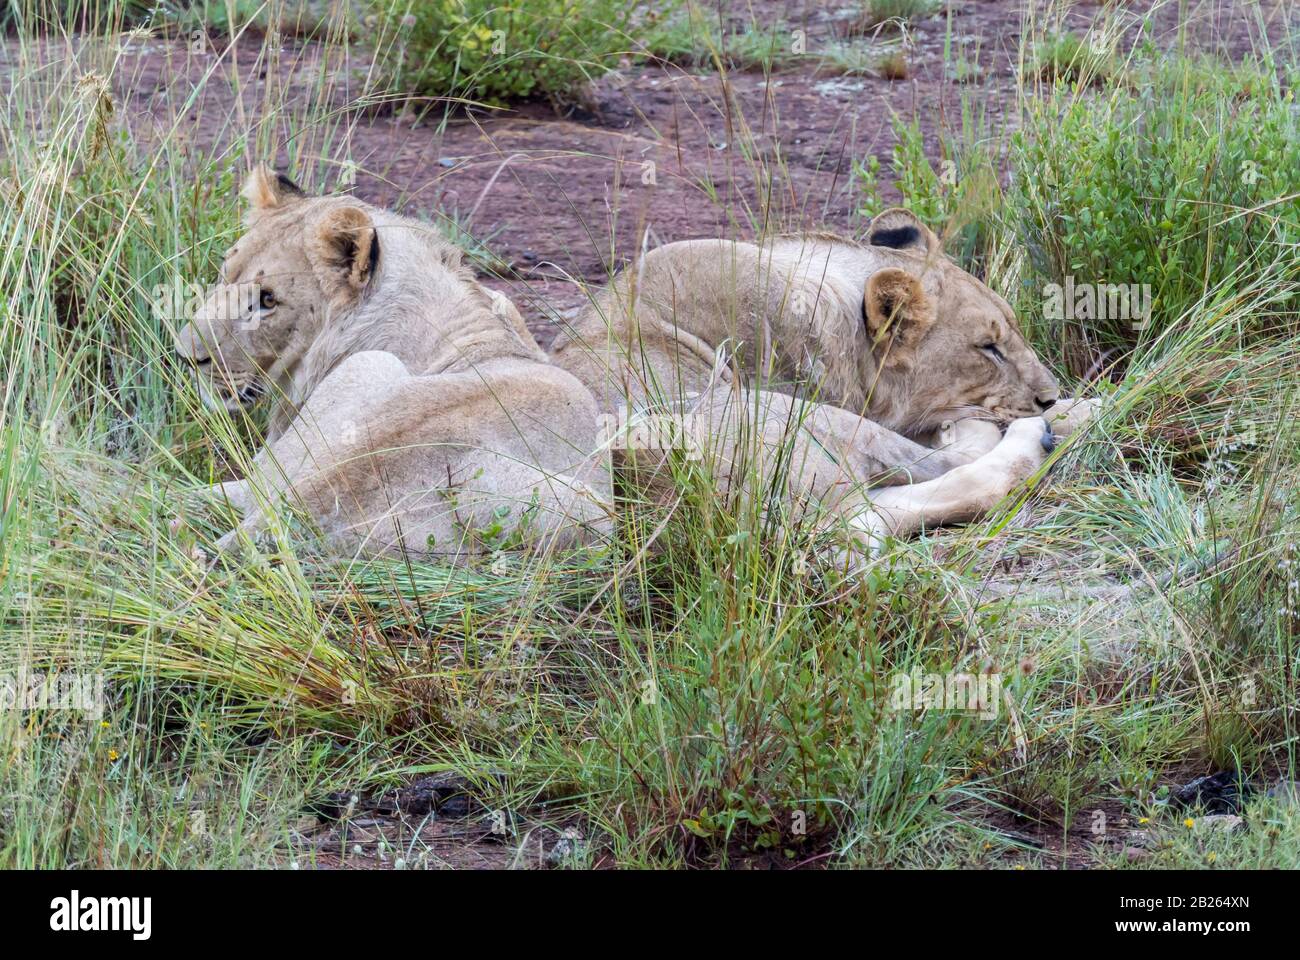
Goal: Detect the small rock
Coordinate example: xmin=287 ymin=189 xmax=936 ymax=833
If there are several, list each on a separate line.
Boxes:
xmin=382 ymin=772 xmax=475 ymax=818
xmin=1266 ymin=781 xmax=1300 ymax=806
xmin=1124 ymin=845 xmax=1150 ymax=862
xmin=1126 ymin=830 xmax=1156 ymax=850
xmin=304 ymin=790 xmax=358 ymax=822
xmin=1171 ymin=770 xmax=1253 ymax=814
xmin=547 ymin=831 xmax=587 ymax=865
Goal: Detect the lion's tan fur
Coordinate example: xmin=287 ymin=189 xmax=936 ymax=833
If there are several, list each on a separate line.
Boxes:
xmin=176 ymin=175 xmax=1091 ymax=563
xmin=175 ymin=168 xmax=610 ymax=557
xmin=549 ymin=210 xmax=1061 ymax=439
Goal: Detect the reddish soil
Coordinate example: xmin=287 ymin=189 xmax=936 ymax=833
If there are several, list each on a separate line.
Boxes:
xmin=287 ymin=777 xmax=590 ymax=870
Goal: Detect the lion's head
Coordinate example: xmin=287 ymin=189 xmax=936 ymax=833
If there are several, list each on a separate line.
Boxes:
xmin=173 ymin=168 xmax=384 ymax=416
xmin=858 ymin=209 xmax=1060 ymax=433
xmin=173 ymin=167 xmax=536 ymax=441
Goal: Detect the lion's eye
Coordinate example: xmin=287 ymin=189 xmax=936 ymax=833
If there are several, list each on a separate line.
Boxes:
xmin=259 ymin=289 xmax=277 ymax=310
xmin=981 ymin=343 xmax=1004 ymax=362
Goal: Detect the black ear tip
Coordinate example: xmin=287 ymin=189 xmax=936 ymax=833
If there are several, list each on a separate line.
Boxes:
xmin=275 ymin=172 xmax=305 ymax=196
xmin=868 ymin=225 xmax=922 ymax=249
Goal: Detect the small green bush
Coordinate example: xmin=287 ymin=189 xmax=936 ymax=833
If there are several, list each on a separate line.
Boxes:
xmin=371 ymin=0 xmax=650 ymax=108
xmin=1010 ymin=56 xmax=1300 ymax=374
xmin=1028 ymin=32 xmax=1117 ymax=86
xmin=859 ymin=0 xmax=939 ymax=29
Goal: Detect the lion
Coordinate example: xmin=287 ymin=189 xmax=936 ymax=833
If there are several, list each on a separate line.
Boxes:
xmin=545 ymin=207 xmax=1097 ymax=551
xmin=549 ymin=208 xmax=1084 ymax=449
xmin=173 ymin=167 xmax=612 ymax=557
xmin=175 ymin=170 xmax=1084 ymax=564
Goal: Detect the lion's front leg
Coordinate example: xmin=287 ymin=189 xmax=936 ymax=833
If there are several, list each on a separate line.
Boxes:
xmin=213 ymin=509 xmax=270 ymax=556
xmin=918 ymin=396 xmax=1100 ymax=471
xmin=207 ymin=479 xmax=250 ymax=513
xmin=848 ymin=416 xmax=1055 ymax=549
xmin=928 ymin=416 xmax=1003 ymax=465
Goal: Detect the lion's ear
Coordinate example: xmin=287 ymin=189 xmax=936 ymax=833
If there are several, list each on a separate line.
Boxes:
xmin=306 ymin=205 xmax=379 ymax=307
xmin=864 ymin=267 xmax=935 ymax=367
xmin=866 ymin=208 xmax=941 ymax=257
xmin=240 ymin=165 xmax=304 ymax=219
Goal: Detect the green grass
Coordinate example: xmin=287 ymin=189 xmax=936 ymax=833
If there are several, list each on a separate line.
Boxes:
xmin=858 ymin=0 xmax=940 ymax=31
xmin=369 ymin=0 xmax=652 ymax=110
xmin=1028 ymin=32 xmax=1118 ymax=87
xmin=641 ymin=3 xmax=795 ymax=72
xmin=1 ymin=1 xmax=1299 ymax=869
xmin=1011 ymin=53 xmax=1300 ymax=375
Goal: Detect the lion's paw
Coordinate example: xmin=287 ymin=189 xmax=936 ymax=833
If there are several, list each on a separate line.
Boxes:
xmin=1044 ymin=397 xmax=1102 ymax=439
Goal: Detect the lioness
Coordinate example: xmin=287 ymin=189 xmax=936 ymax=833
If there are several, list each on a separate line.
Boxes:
xmin=546 ymin=210 xmax=1100 ymax=551
xmin=175 ymin=169 xmax=1076 ymax=562
xmin=174 ymin=167 xmax=612 ymax=557
xmin=549 ymin=209 xmax=1071 ymax=444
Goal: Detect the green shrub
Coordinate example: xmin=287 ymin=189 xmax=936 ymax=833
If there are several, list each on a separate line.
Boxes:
xmin=859 ymin=0 xmax=939 ymax=29
xmin=1010 ymin=57 xmax=1300 ymax=375
xmin=570 ymin=454 xmax=990 ymax=863
xmin=371 ymin=0 xmax=650 ymax=108
xmin=1028 ymin=32 xmax=1117 ymax=86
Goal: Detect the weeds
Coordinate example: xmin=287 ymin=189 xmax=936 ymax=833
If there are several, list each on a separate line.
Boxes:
xmin=371 ymin=0 xmax=649 ymax=109
xmin=857 ymin=0 xmax=940 ymax=32
xmin=1011 ymin=54 xmax=1300 ymax=374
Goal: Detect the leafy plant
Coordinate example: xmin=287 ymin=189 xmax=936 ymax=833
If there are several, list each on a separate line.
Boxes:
xmin=854 ymin=112 xmax=1004 ymax=274
xmin=1010 ymin=56 xmax=1300 ymax=374
xmin=371 ymin=0 xmax=649 ymax=108
xmin=1029 ymin=32 xmax=1117 ymax=87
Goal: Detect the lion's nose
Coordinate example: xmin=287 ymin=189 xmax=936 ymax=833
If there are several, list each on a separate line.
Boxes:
xmin=176 ymin=351 xmax=211 ymax=367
